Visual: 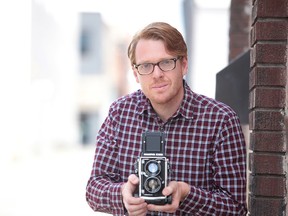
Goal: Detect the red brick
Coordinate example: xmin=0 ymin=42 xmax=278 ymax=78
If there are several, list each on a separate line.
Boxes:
xmin=249 ymin=132 xmax=286 ymax=152
xmin=249 ymin=88 xmax=286 ymax=109
xmin=249 ymin=0 xmax=288 ymax=215
xmin=248 ymin=196 xmax=285 ymax=216
xmin=251 ymin=20 xmax=288 ymax=44
xmin=249 ymin=110 xmax=285 ymax=131
xmin=252 ymin=0 xmax=288 ymax=21
xmin=249 ymin=175 xmax=286 ymax=197
xmin=249 ymin=153 xmax=285 ymax=175
xmin=249 ymin=67 xmax=287 ymax=88
xmin=250 ymin=43 xmax=287 ymax=66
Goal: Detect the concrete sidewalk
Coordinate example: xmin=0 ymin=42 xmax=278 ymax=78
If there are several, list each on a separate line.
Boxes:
xmin=0 ymin=146 xmax=110 ymax=216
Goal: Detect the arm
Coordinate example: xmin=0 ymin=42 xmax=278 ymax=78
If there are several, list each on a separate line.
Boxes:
xmin=86 ymin=110 xmax=126 ymax=215
xmin=181 ymin=114 xmax=247 ymax=215
xmin=149 ymin=114 xmax=247 ymax=215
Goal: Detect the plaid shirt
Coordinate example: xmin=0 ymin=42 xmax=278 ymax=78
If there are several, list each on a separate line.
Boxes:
xmin=86 ymin=81 xmax=247 ymax=215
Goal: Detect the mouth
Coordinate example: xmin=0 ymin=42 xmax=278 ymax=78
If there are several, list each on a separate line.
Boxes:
xmin=152 ymin=83 xmax=168 ymax=91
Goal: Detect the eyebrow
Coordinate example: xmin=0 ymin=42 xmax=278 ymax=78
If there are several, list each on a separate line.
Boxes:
xmin=136 ymin=57 xmax=174 ymax=65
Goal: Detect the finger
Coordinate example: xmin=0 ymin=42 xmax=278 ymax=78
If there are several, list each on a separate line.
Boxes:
xmin=128 ymin=174 xmax=139 ymax=185
xmin=129 ymin=209 xmax=147 ymax=216
xmin=125 ymin=196 xmax=146 ymax=205
xmin=162 ymin=187 xmax=173 ymax=196
xmin=147 ymin=202 xmax=178 ymax=214
xmin=123 ymin=174 xmax=139 ymax=195
xmin=127 ymin=202 xmax=147 ymax=215
xmin=162 ymin=181 xmax=177 ymax=196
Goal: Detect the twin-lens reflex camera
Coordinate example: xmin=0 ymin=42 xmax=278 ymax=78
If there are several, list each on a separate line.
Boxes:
xmin=134 ymin=131 xmax=172 ymax=205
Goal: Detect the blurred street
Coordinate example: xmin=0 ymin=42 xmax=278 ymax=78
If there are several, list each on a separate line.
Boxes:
xmin=0 ymin=1 xmax=231 ymax=215
xmin=0 ymin=146 xmax=110 ymax=216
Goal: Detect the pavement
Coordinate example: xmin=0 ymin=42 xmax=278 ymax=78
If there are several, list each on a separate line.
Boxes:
xmin=0 ymin=145 xmax=110 ymax=216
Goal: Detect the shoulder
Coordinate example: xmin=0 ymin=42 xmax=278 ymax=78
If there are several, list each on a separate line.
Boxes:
xmin=182 ymin=82 xmax=239 ymax=122
xmin=109 ymin=89 xmax=146 ymax=115
xmin=191 ymin=91 xmax=238 ymax=120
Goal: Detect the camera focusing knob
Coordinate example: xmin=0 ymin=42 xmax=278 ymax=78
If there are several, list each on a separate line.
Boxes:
xmin=134 ymin=158 xmax=140 ymax=175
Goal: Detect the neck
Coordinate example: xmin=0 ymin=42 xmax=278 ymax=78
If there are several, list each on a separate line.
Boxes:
xmin=151 ymin=89 xmax=184 ymax=122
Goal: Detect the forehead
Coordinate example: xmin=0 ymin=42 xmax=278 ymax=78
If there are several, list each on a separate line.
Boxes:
xmin=135 ymin=39 xmax=171 ymax=63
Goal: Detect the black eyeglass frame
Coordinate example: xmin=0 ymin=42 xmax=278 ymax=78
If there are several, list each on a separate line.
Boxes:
xmin=133 ymin=56 xmax=182 ymax=75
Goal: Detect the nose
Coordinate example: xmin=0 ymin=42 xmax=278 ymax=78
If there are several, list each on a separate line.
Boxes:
xmin=152 ymin=64 xmax=164 ymax=78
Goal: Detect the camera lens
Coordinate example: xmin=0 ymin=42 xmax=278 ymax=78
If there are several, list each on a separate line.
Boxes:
xmin=144 ymin=177 xmax=161 ymax=193
xmin=148 ymin=162 xmax=158 ymax=173
xmin=145 ymin=160 xmax=161 ymax=175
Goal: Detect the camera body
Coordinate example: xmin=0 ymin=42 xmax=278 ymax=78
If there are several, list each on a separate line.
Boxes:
xmin=134 ymin=131 xmax=172 ymax=205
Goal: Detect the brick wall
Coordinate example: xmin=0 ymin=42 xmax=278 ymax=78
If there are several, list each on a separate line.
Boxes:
xmin=249 ymin=0 xmax=288 ymax=215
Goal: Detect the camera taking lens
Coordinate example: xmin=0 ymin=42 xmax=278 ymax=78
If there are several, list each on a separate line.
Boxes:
xmin=145 ymin=177 xmax=161 ymax=193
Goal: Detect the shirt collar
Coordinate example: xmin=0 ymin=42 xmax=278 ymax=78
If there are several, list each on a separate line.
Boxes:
xmin=136 ymin=90 xmax=152 ymax=115
xmin=175 ymin=80 xmax=194 ymax=120
xmin=136 ymin=80 xmax=194 ymax=120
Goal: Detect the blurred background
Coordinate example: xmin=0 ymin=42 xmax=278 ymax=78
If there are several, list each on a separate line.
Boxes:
xmin=0 ymin=0 xmax=230 ymax=215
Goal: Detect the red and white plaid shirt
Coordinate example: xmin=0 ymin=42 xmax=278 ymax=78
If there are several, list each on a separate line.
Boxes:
xmin=86 ymin=81 xmax=247 ymax=215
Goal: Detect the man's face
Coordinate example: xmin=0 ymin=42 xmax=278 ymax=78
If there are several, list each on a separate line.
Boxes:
xmin=132 ymin=39 xmax=188 ymax=106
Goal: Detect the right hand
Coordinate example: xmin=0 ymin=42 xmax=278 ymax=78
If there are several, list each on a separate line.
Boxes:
xmin=121 ymin=174 xmax=148 ymax=216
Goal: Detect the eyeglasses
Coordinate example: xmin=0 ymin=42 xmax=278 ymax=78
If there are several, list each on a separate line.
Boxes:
xmin=134 ymin=56 xmax=181 ymax=75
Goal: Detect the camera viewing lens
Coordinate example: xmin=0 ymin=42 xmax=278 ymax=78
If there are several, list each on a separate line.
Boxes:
xmin=148 ymin=162 xmax=158 ymax=173
xmin=145 ymin=160 xmax=161 ymax=175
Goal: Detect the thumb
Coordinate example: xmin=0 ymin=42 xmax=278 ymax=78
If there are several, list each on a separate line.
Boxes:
xmin=122 ymin=174 xmax=139 ymax=196
xmin=162 ymin=181 xmax=177 ymax=196
xmin=128 ymin=174 xmax=139 ymax=185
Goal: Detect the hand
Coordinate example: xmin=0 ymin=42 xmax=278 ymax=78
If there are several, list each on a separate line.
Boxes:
xmin=147 ymin=181 xmax=190 ymax=213
xmin=121 ymin=174 xmax=148 ymax=216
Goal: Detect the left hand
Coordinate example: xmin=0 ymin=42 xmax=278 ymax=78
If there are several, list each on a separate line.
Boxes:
xmin=147 ymin=181 xmax=190 ymax=213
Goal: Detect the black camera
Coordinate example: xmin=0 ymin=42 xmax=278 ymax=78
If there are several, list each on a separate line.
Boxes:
xmin=134 ymin=131 xmax=172 ymax=205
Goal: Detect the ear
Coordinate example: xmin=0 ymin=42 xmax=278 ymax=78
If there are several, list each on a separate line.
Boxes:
xmin=181 ymin=57 xmax=188 ymax=76
xmin=132 ymin=67 xmax=140 ymax=83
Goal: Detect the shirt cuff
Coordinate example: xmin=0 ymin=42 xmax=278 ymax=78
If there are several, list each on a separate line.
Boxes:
xmin=110 ymin=182 xmax=126 ymax=215
xmin=179 ymin=186 xmax=207 ymax=214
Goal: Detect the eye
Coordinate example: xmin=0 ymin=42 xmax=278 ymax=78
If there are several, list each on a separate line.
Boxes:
xmin=160 ymin=59 xmax=173 ymax=66
xmin=141 ymin=63 xmax=152 ymax=69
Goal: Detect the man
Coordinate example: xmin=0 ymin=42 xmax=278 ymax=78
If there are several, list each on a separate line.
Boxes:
xmin=86 ymin=22 xmax=247 ymax=215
